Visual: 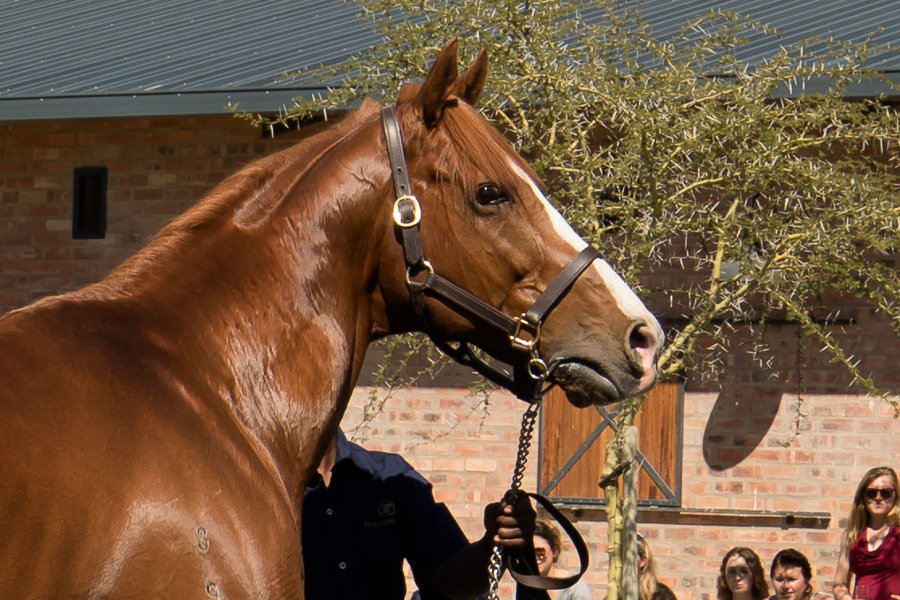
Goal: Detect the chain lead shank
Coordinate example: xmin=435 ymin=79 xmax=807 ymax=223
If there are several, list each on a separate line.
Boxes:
xmin=487 ymin=400 xmax=541 ymax=600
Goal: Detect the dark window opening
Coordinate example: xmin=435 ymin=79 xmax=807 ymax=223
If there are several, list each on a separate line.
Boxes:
xmin=73 ymin=167 xmax=107 ymax=239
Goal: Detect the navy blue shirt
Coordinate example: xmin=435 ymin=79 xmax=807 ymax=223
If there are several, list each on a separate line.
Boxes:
xmin=302 ymin=432 xmax=470 ymax=600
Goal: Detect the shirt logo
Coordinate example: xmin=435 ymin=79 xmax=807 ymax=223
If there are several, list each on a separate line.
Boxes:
xmin=377 ymin=501 xmax=396 ymax=517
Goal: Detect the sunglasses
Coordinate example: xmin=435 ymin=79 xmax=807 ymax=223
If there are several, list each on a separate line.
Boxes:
xmin=864 ymin=487 xmax=895 ymax=501
xmin=534 ymin=547 xmax=550 ymax=559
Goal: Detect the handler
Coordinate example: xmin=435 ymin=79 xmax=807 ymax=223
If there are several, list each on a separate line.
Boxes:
xmin=302 ymin=430 xmax=536 ymax=600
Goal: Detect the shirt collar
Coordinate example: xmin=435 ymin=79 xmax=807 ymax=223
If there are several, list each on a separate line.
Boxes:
xmin=334 ymin=429 xmax=380 ymax=475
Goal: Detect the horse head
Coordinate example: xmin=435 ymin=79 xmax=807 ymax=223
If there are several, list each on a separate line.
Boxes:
xmin=373 ymin=39 xmax=663 ymax=407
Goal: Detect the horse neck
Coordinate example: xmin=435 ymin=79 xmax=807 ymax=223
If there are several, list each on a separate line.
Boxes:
xmin=97 ymin=113 xmax=391 ymax=497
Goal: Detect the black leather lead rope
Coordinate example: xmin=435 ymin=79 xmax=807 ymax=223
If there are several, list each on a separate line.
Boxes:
xmin=506 ymin=492 xmax=590 ymax=591
xmin=484 ymin=396 xmax=590 ymax=600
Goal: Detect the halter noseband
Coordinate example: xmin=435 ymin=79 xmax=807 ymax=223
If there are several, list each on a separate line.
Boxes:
xmin=381 ymin=104 xmax=601 ymax=401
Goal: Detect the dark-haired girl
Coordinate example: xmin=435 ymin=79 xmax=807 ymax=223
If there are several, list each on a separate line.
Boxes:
xmin=767 ymin=548 xmax=828 ymax=600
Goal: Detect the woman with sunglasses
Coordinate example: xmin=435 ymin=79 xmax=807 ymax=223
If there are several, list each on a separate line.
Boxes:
xmin=832 ymin=466 xmax=900 ymax=600
xmin=533 ymin=520 xmax=592 ymax=599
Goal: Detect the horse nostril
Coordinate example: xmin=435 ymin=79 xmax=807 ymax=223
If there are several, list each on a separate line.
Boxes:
xmin=626 ymin=322 xmax=661 ymax=394
xmin=627 ymin=321 xmax=661 ymax=386
xmin=628 ymin=322 xmax=657 ymax=355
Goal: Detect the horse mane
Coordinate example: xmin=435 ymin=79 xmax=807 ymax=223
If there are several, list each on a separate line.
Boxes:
xmin=93 ymin=82 xmax=542 ymax=297
xmin=101 ymin=100 xmax=382 ymax=289
xmin=167 ymin=99 xmax=380 ymax=233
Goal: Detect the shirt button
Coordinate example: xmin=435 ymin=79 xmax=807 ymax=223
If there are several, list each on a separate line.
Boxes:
xmin=338 ymin=562 xmax=347 ymax=570
xmin=326 ymin=508 xmax=334 ymax=516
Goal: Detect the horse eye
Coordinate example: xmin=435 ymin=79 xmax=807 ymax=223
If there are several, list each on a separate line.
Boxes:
xmin=475 ymin=182 xmax=509 ymax=206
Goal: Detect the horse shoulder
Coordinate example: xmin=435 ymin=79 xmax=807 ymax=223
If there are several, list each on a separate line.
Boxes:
xmin=0 ymin=299 xmax=304 ymax=598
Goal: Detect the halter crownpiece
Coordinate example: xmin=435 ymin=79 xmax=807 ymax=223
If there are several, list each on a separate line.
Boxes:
xmin=381 ymin=103 xmax=601 ymax=401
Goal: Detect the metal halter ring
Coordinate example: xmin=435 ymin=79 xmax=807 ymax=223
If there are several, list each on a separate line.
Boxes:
xmin=393 ymin=195 xmax=422 ymax=228
xmin=405 ymin=259 xmax=434 ymax=286
xmin=527 ymin=356 xmax=549 ymax=380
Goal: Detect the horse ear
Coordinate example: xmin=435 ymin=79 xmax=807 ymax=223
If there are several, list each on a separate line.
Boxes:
xmin=418 ymin=38 xmax=460 ymax=127
xmin=453 ymin=48 xmax=488 ymax=106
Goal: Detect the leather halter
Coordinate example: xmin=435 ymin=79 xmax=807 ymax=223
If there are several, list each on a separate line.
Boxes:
xmin=381 ymin=104 xmax=601 ymax=401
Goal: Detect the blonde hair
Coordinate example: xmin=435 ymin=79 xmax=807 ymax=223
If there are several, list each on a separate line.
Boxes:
xmin=842 ymin=466 xmax=900 ymax=549
xmin=638 ymin=534 xmax=659 ymax=600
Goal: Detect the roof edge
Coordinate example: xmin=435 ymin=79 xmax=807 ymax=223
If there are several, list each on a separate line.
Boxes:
xmin=0 ymin=89 xmax=327 ymax=121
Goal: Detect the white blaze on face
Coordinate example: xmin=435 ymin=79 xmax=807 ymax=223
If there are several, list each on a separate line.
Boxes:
xmin=509 ymin=160 xmax=662 ymax=335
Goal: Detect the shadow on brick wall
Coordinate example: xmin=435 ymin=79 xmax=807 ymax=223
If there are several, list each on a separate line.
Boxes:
xmin=702 ymin=384 xmax=781 ymax=470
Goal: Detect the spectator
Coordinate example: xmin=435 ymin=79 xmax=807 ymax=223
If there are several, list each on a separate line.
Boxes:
xmin=637 ymin=533 xmax=677 ymax=600
xmin=532 ymin=519 xmax=591 ymax=599
xmin=302 ymin=430 xmax=536 ymax=600
xmin=832 ymin=466 xmax=900 ymax=600
xmin=767 ymin=548 xmax=828 ymax=600
xmin=717 ymin=547 xmax=769 ymax=600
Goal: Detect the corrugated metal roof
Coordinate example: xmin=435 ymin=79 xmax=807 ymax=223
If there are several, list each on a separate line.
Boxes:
xmin=1 ymin=0 xmax=897 ymax=120
xmin=613 ymin=0 xmax=900 ymax=72
xmin=0 ymin=0 xmax=379 ymax=119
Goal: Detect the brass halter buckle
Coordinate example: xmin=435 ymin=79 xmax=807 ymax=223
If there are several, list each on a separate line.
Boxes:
xmin=510 ymin=313 xmax=540 ymax=353
xmin=510 ymin=315 xmax=552 ymax=381
xmin=392 ymin=195 xmax=421 ymax=228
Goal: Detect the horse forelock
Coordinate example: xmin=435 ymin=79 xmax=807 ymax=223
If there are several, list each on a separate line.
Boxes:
xmin=395 ymin=80 xmax=544 ymax=198
xmin=433 ymin=101 xmax=546 ymax=209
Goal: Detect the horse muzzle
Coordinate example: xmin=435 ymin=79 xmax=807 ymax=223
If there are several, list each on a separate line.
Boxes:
xmin=546 ymin=319 xmax=662 ymax=407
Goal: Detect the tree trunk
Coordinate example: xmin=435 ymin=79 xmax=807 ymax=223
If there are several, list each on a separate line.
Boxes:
xmin=601 ymin=397 xmax=643 ymax=600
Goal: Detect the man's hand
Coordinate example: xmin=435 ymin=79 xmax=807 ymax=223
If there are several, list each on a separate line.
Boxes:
xmin=483 ymin=492 xmax=536 ymax=550
xmin=431 ymin=493 xmax=537 ymax=599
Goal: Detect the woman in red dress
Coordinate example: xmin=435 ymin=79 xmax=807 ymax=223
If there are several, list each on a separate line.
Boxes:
xmin=833 ymin=466 xmax=900 ymax=600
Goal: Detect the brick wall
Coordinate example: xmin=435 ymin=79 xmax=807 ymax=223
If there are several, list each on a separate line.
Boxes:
xmin=2 ymin=115 xmax=898 ymax=599
xmin=0 ymin=115 xmax=304 ymax=311
xmin=342 ymin=385 xmax=900 ymax=600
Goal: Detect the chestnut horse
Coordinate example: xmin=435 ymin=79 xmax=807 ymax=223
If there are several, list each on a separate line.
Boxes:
xmin=0 ymin=39 xmax=661 ymax=598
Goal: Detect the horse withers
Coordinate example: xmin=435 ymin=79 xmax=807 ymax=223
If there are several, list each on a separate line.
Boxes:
xmin=0 ymin=39 xmax=661 ymax=598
